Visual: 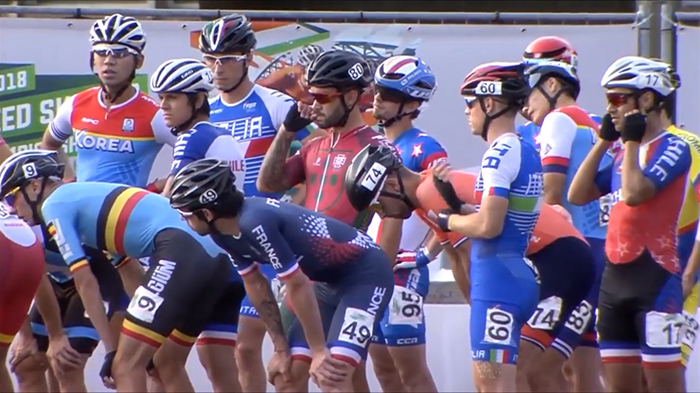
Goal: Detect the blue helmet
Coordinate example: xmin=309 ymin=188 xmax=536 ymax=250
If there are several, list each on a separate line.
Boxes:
xmin=374 ymin=55 xmax=437 ymax=102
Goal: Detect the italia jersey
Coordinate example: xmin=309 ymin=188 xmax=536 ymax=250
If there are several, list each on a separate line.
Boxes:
xmin=40 ymin=182 xmax=231 ymax=275
xmin=209 ymin=85 xmax=309 ymax=198
xmin=474 ymin=133 xmax=543 ymax=259
xmin=594 ymin=131 xmax=691 ymax=272
xmin=48 ymin=87 xmax=176 ymax=187
xmin=368 ymin=128 xmax=447 ymax=250
xmin=538 ymin=106 xmax=611 ymax=239
xmin=518 ymin=112 xmax=602 ymax=150
xmin=170 ymin=121 xmax=246 ymax=191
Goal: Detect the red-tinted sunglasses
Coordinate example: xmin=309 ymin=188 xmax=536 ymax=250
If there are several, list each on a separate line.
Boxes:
xmin=310 ymin=91 xmax=342 ymax=104
xmin=606 ymin=92 xmax=633 ymax=107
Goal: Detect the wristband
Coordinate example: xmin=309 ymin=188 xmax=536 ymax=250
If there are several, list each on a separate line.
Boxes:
xmin=416 ymin=247 xmax=433 ymax=268
xmin=437 ymin=212 xmax=451 ymax=232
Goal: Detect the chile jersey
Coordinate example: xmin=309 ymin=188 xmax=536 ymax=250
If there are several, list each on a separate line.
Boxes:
xmin=284 ymin=126 xmax=388 ymax=229
xmin=48 ymin=87 xmax=176 ymax=187
xmin=594 ymin=132 xmax=691 ymax=272
xmin=40 ymin=182 xmax=232 ymax=275
xmin=473 ymin=133 xmax=543 ymax=259
xmin=518 ymin=112 xmax=602 ymax=150
xmin=538 ymin=106 xmax=611 ymax=239
xmin=170 ymin=121 xmax=246 ymax=191
xmin=210 ymin=197 xmax=383 ymax=283
xmin=209 ymin=85 xmax=309 ymax=198
xmin=368 ymin=128 xmax=447 ymax=250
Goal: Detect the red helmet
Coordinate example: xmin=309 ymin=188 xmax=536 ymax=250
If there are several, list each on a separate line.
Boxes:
xmin=460 ymin=62 xmax=529 ymax=102
xmin=523 ymin=36 xmax=578 ymax=69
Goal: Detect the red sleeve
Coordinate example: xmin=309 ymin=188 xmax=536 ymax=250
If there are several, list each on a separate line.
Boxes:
xmin=283 ymin=143 xmax=308 ymax=187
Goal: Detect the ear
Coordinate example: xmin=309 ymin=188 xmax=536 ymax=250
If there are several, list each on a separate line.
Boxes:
xmin=135 ymin=54 xmax=144 ymax=70
xmin=546 ymin=76 xmax=560 ymax=93
xmin=202 ymin=208 xmax=215 ymax=222
xmin=641 ymin=90 xmax=656 ymax=113
xmin=404 ymin=100 xmax=420 ymax=113
xmin=29 ymin=178 xmax=42 ymax=193
xmin=246 ymin=52 xmax=254 ymax=63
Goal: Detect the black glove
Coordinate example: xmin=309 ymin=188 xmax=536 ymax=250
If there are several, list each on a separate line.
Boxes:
xmin=283 ymin=102 xmax=313 ymax=133
xmin=599 ymin=114 xmax=621 ymax=142
xmin=99 ymin=350 xmax=116 ymax=381
xmin=620 ymin=112 xmax=646 ymax=143
xmin=432 ymin=174 xmax=463 ymax=213
xmin=437 ymin=210 xmax=452 ymax=232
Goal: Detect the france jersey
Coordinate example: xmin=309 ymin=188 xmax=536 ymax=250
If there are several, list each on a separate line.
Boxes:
xmin=518 ymin=112 xmax=602 ymax=151
xmin=170 ymin=121 xmax=246 ymax=192
xmin=209 ymin=85 xmax=309 ymax=198
xmin=48 ymin=87 xmax=176 ymax=187
xmin=40 ymin=182 xmax=232 ymax=275
xmin=538 ymin=106 xmax=611 ymax=239
xmin=473 ymin=133 xmax=543 ymax=260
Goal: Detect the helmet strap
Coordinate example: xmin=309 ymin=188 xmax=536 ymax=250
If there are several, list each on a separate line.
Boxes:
xmin=336 ymin=91 xmax=360 ymax=128
xmin=378 ymin=171 xmax=415 ymax=211
xmin=171 ymin=96 xmax=200 ymax=136
xmin=478 ymin=98 xmax=511 ymax=141
xmin=22 ymin=178 xmax=49 ymax=229
xmin=378 ymin=100 xmax=415 ymax=128
xmin=536 ymin=84 xmax=566 ymax=113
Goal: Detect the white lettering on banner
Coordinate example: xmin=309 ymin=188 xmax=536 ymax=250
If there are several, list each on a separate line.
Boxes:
xmin=251 ymin=224 xmax=282 ymax=269
xmin=74 ymin=130 xmax=135 ymax=153
xmin=39 ymin=96 xmax=71 ymax=125
xmin=646 ymin=311 xmax=684 ymax=348
xmin=389 ymin=286 xmax=424 ymax=325
xmin=527 ymin=296 xmax=562 ymax=330
xmin=484 ymin=308 xmax=515 ymax=346
xmin=0 ymin=70 xmax=28 ymax=92
xmin=565 ymin=300 xmax=593 ymax=335
xmin=0 ymin=104 xmax=31 ymax=132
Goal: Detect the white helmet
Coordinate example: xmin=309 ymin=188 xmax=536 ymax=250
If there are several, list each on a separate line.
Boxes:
xmin=297 ymin=44 xmax=324 ymax=67
xmin=601 ymin=56 xmax=679 ymax=97
xmin=150 ymin=59 xmax=214 ymax=94
xmin=90 ymin=14 xmax=146 ymax=53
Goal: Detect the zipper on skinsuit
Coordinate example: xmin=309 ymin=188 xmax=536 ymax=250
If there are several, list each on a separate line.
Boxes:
xmin=314 ymin=132 xmax=341 ymax=211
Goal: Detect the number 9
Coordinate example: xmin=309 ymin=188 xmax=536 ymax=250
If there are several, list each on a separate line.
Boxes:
xmin=138 ymin=296 xmax=156 ymax=311
xmin=22 ymin=163 xmax=37 ymax=178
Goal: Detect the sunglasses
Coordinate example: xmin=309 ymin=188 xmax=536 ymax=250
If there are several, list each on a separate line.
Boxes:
xmin=310 ymin=91 xmax=342 ymax=104
xmin=92 ymin=46 xmax=138 ymax=59
xmin=177 ymin=208 xmax=194 ymax=218
xmin=3 ymin=186 xmax=20 ymax=207
xmin=375 ymin=86 xmax=406 ymax=103
xmin=606 ymin=92 xmax=633 ymax=107
xmin=202 ymin=54 xmax=247 ymax=66
xmin=464 ymin=96 xmax=478 ymax=109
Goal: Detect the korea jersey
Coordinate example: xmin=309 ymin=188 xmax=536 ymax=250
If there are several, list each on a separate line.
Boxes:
xmin=368 ymin=128 xmax=447 ymax=250
xmin=518 ymin=112 xmax=602 ymax=151
xmin=538 ymin=107 xmax=611 ymax=239
xmin=209 ymin=85 xmax=309 ymax=198
xmin=170 ymin=121 xmax=245 ymax=192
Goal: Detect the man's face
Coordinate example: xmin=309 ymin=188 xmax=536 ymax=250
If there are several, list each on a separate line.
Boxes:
xmin=464 ymin=96 xmax=485 ymax=136
xmin=202 ymin=52 xmax=250 ymax=91
xmin=181 ymin=211 xmax=211 ymax=236
xmin=309 ymin=86 xmax=358 ymax=129
xmin=605 ymin=88 xmax=637 ymax=130
xmin=372 ymin=87 xmax=417 ymax=121
xmin=525 ymin=80 xmax=553 ymax=127
xmin=158 ymin=93 xmax=194 ymax=128
xmin=91 ymin=44 xmax=140 ymax=88
xmin=5 ymin=180 xmax=43 ymax=225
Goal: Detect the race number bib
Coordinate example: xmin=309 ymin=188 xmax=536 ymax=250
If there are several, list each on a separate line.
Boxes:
xmin=599 ymin=194 xmax=612 ymax=227
xmin=339 ymin=307 xmax=374 ymax=348
xmin=127 ymin=286 xmax=165 ymax=323
xmin=645 ymin=311 xmax=684 ymax=348
xmin=484 ymin=308 xmax=515 ymax=346
xmin=388 ymin=286 xmax=423 ymax=325
xmin=681 ymin=311 xmax=699 ymax=351
xmin=527 ymin=296 xmax=563 ymax=330
xmin=565 ymin=300 xmax=593 ymax=335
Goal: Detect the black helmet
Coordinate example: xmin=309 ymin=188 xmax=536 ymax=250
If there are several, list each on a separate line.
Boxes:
xmin=199 ymin=14 xmax=256 ymax=54
xmin=345 ymin=145 xmax=403 ymax=212
xmin=170 ymin=159 xmax=237 ymax=213
xmin=0 ymin=150 xmax=64 ymax=199
xmin=305 ymin=50 xmax=372 ymax=90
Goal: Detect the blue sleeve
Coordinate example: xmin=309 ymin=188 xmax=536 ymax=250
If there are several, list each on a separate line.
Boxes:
xmin=594 ymin=162 xmax=613 ymax=195
xmin=170 ymin=130 xmax=210 ymax=175
xmin=418 ymin=137 xmax=448 ymax=171
xmin=590 ymin=113 xmax=603 ymax=125
xmin=643 ymin=136 xmax=692 ymax=191
xmin=41 ymin=194 xmax=87 ymax=270
xmin=245 ymin=202 xmax=299 ymax=279
xmin=295 ymin=125 xmax=311 ymax=141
